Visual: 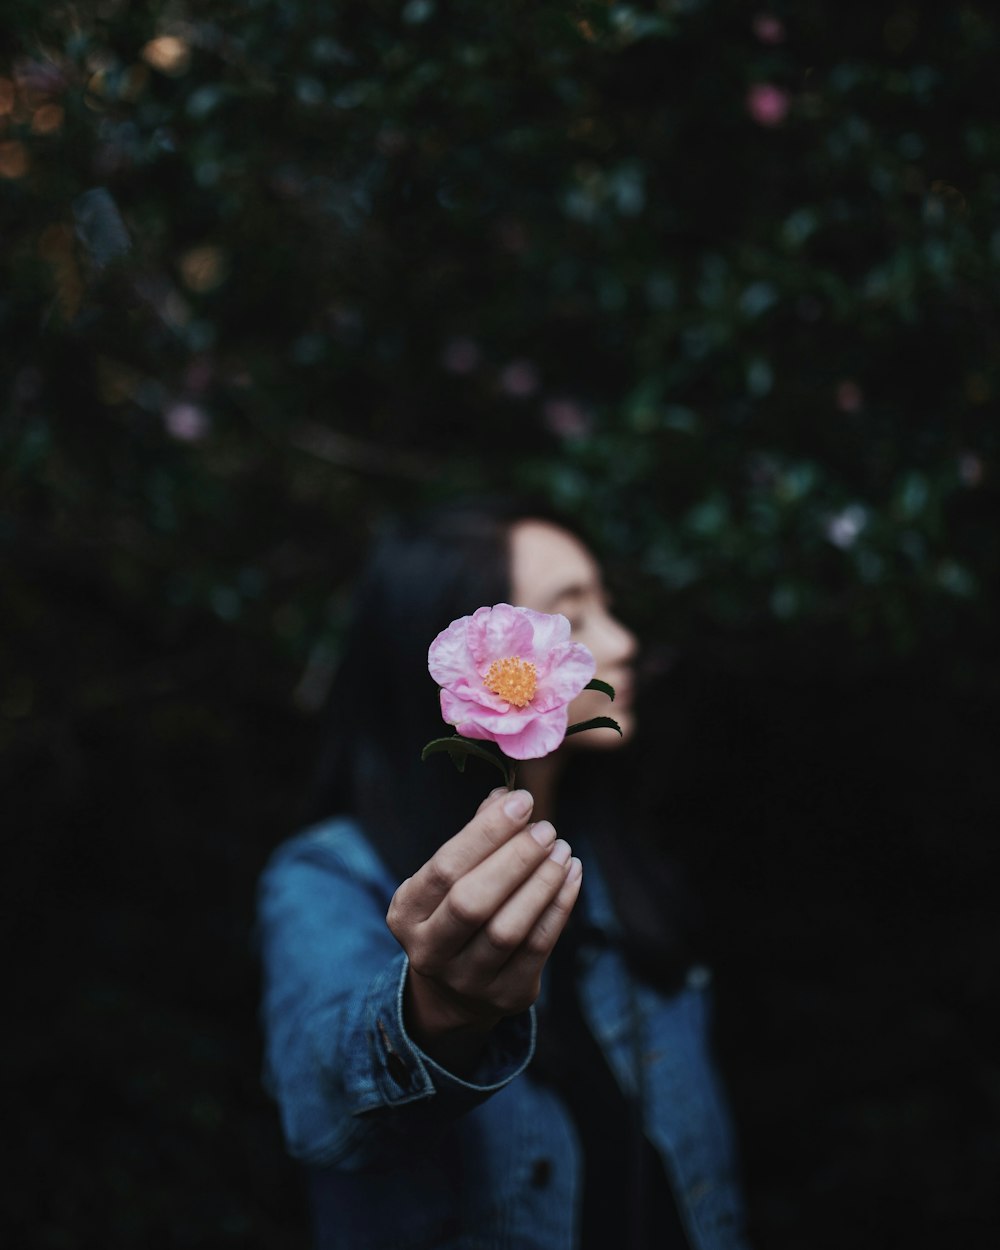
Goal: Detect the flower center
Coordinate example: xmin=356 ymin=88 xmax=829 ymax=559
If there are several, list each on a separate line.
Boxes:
xmin=483 ymin=656 xmax=537 ymax=708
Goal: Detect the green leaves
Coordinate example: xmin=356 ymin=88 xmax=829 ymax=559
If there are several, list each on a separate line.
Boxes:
xmin=4 ymin=0 xmax=999 ymax=689
xmin=563 ymin=716 xmax=622 ymax=739
xmin=421 ymin=736 xmax=516 ymax=789
xmin=568 ymin=678 xmax=620 ymax=738
xmin=583 ymin=677 xmax=616 ymax=700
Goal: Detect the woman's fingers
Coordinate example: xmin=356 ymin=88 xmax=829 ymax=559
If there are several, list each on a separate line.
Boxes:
xmin=386 ymin=788 xmax=585 ymax=1032
xmin=521 ymin=855 xmax=583 ymax=957
xmin=414 ymin=820 xmax=559 ymax=955
xmin=483 ymin=856 xmax=583 ymax=1014
xmin=399 ymin=789 xmax=536 ymax=921
xmin=462 ymin=839 xmax=574 ymax=965
xmin=474 ymin=786 xmax=509 ymax=815
xmin=408 ymin=847 xmax=582 ymax=1026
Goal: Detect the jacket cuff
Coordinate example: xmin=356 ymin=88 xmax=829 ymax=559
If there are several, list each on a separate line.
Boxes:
xmin=358 ymin=953 xmax=536 ymax=1112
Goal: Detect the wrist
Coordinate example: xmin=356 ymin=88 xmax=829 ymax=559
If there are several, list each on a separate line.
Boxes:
xmin=404 ymin=968 xmax=500 ymax=1072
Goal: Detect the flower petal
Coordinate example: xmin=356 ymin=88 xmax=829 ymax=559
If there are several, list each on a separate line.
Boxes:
xmin=532 ymin=642 xmax=596 ymax=712
xmin=442 ymin=678 xmax=516 ymax=714
xmin=447 ymin=717 xmax=497 ymax=744
xmin=440 ymin=688 xmax=541 ymax=735
xmin=494 ymin=708 xmax=570 ymax=760
xmin=467 ymin=604 xmax=535 ymax=671
xmin=449 ymin=706 xmax=568 ymax=759
xmin=525 ymin=609 xmax=572 ymax=658
xmin=428 ymin=615 xmax=476 ymax=687
xmin=429 ymin=602 xmax=598 ymax=762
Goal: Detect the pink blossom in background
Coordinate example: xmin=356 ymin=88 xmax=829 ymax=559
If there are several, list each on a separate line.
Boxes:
xmin=428 ymin=603 xmax=595 ymax=759
xmin=163 ymin=401 xmax=208 ymax=442
xmin=825 ymin=506 xmax=868 ymax=550
xmin=836 ymin=380 xmax=864 ymax=413
xmin=543 ymin=397 xmax=590 ymax=439
xmin=14 ymin=59 xmax=70 ymax=97
xmin=752 ymin=14 xmax=786 ymax=44
xmin=746 ymin=83 xmax=791 ymax=127
xmin=442 ymin=337 xmax=482 ymax=374
xmin=958 ymin=452 xmax=983 ymax=487
xmin=183 ymin=356 xmax=214 ymax=393
xmin=499 ymin=359 xmax=539 ymax=398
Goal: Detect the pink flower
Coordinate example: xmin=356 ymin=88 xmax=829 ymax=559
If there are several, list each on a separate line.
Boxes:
xmin=835 ymin=380 xmax=864 ymax=413
xmin=499 ymin=359 xmax=539 ymax=398
xmin=746 ymin=82 xmax=791 ymax=127
xmin=543 ymin=397 xmax=591 ymax=439
xmin=752 ymin=14 xmax=786 ymax=44
xmin=428 ymin=604 xmax=596 ymax=760
xmin=441 ymin=336 xmax=481 ymax=374
xmin=163 ymin=401 xmax=208 ymax=441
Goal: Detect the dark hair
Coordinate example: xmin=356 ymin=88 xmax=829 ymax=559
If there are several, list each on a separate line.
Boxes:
xmin=309 ymin=498 xmax=703 ymax=988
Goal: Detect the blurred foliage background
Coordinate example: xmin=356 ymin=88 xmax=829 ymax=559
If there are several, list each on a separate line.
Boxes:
xmin=3 ymin=1 xmax=999 ymax=1246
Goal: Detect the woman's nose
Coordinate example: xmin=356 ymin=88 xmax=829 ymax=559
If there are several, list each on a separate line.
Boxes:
xmin=600 ymin=611 xmax=638 ymax=666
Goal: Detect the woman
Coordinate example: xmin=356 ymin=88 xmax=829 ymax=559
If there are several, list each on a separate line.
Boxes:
xmin=257 ymin=501 xmax=751 ymax=1250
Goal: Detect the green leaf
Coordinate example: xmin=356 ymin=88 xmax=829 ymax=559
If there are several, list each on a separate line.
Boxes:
xmin=564 ymin=716 xmax=622 ymax=738
xmin=421 ymin=736 xmax=515 ymax=787
xmin=583 ymin=677 xmax=616 ymax=701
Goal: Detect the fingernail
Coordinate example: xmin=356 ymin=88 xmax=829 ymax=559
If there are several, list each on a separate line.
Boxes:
xmin=503 ymin=790 xmax=533 ymax=820
xmin=488 ymin=786 xmax=506 ymax=799
xmin=548 ymin=838 xmax=571 ymax=865
xmin=566 ymin=857 xmax=583 ymax=884
xmin=529 ymin=820 xmax=555 ymax=846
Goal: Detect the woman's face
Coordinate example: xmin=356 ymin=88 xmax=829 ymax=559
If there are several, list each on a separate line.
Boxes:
xmin=508 ymin=520 xmax=638 ymax=747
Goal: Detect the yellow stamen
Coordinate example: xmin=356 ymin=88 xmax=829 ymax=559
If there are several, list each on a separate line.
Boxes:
xmin=483 ymin=656 xmax=537 ymax=708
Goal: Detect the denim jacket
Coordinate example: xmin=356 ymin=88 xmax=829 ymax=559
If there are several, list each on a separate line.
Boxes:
xmin=257 ymin=819 xmax=750 ymax=1250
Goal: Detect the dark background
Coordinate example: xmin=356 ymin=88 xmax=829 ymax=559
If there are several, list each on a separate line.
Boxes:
xmin=3 ymin=2 xmax=999 ymax=1246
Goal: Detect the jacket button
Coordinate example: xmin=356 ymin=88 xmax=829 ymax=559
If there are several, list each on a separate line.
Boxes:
xmin=530 ymin=1159 xmax=552 ymax=1188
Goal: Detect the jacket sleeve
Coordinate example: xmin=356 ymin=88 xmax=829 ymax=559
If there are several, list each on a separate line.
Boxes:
xmin=256 ymin=831 xmax=536 ymax=1170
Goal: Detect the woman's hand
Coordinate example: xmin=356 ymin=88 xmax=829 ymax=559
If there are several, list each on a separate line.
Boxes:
xmin=386 ymin=787 xmax=582 ymax=1071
